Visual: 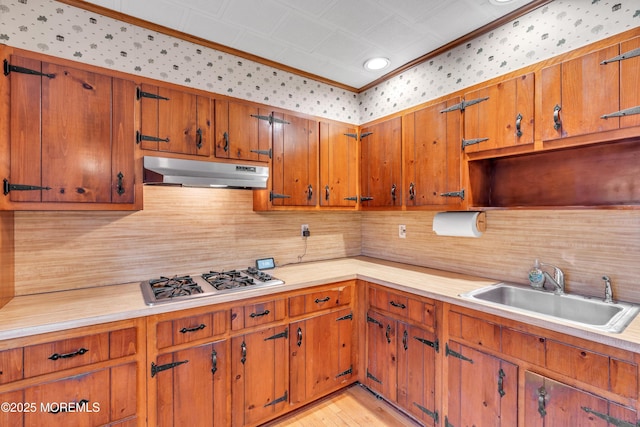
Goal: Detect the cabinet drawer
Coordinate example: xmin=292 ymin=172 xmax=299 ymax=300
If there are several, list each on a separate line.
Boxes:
xmin=368 ymin=285 xmax=435 ymax=326
xmin=0 ymin=348 xmax=23 ymax=384
xmin=231 ymin=299 xmax=286 ymax=330
xmin=546 ymin=340 xmax=638 ymax=398
xmin=156 ymin=310 xmax=228 ymax=349
xmin=289 ymin=283 xmax=353 ymax=317
xmin=448 ymin=312 xmax=500 ymax=352
xmin=24 ymin=333 xmax=110 ymax=378
xmin=501 ymin=327 xmax=546 ymax=366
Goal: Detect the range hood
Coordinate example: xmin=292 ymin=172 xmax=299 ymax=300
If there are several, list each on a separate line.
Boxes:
xmin=143 ymin=156 xmax=268 ymax=189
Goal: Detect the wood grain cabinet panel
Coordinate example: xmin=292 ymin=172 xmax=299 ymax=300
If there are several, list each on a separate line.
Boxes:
xmin=156 ymin=310 xmax=228 ymax=349
xmin=619 ymin=36 xmax=640 ymax=129
xmin=404 ymin=97 xmax=463 ymax=209
xmin=319 ymin=121 xmax=358 ymax=208
xmin=3 ymin=53 xmax=138 ymax=209
xmin=289 ymin=308 xmax=354 ymax=404
xmin=288 ymin=281 xmax=353 ymax=317
xmin=368 ymin=285 xmax=435 ymax=327
xmin=365 ymin=310 xmax=397 ymax=399
xmin=231 ymin=299 xmax=286 ymax=331
xmin=0 ymin=348 xmax=23 ymax=384
xmin=448 ymin=311 xmax=500 ymax=352
xmin=359 ymin=117 xmax=402 ymax=208
xmin=214 ymin=99 xmax=271 ymax=162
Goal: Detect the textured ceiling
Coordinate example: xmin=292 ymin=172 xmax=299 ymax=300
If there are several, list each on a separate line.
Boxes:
xmin=81 ymin=0 xmax=538 ymax=89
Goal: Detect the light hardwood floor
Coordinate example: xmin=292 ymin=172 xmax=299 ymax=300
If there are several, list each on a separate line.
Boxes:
xmin=262 ymin=384 xmax=422 ymax=426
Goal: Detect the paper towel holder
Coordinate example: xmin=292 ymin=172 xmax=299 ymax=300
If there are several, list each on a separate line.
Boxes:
xmin=432 ymin=211 xmax=487 ymax=237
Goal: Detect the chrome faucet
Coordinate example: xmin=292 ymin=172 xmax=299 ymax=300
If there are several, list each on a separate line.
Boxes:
xmin=540 ymin=262 xmax=565 ymax=295
xmin=602 ymin=275 xmax=613 ymax=303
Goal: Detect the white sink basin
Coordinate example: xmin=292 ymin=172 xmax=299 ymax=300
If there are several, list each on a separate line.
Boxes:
xmin=460 ymin=283 xmax=639 ymax=333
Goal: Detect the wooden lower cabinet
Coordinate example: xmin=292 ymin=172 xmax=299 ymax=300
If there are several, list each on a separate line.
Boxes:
xmin=231 ymin=325 xmax=289 ymax=427
xmin=366 ymin=309 xmax=438 ymax=426
xmin=445 ymin=342 xmax=517 ymax=427
xmin=152 ymin=341 xmax=227 ymax=427
xmin=290 ymin=308 xmax=354 ymax=404
xmin=524 ymin=371 xmax=637 ymax=427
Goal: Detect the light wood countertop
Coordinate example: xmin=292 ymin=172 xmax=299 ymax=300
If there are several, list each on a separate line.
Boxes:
xmin=1 ymin=256 xmax=640 ymax=352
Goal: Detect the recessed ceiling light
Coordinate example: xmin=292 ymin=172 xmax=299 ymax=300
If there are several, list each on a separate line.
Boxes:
xmin=489 ymin=0 xmax=515 ymax=4
xmin=364 ymin=57 xmax=390 ymax=71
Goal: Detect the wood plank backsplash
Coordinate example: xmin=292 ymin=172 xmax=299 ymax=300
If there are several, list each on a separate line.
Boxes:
xmin=361 ymin=211 xmax=640 ymax=304
xmin=13 ymin=186 xmax=361 ymax=295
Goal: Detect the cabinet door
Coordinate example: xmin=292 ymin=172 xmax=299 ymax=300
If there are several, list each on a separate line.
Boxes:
xmin=524 ymin=371 xmax=637 ymax=427
xmin=7 ymin=55 xmax=136 ymax=207
xmin=290 ymin=308 xmax=353 ymax=404
xmin=397 ymin=323 xmax=438 ymax=426
xmin=214 ymin=100 xmax=270 ymax=162
xmin=360 ymin=117 xmax=402 ymax=208
xmin=463 ymin=73 xmax=534 ymax=153
xmin=154 ymin=341 xmax=227 ymax=427
xmin=619 ymin=36 xmax=640 ymax=129
xmin=446 ymin=342 xmax=517 ymax=427
xmin=271 ymin=113 xmax=318 ymax=206
xmin=319 ymin=121 xmax=358 ymax=207
xmin=365 ymin=311 xmax=397 ymax=400
xmin=231 ymin=326 xmax=288 ymax=427
xmin=541 ymin=45 xmax=620 ymax=141
xmin=404 ymin=98 xmax=462 ymax=208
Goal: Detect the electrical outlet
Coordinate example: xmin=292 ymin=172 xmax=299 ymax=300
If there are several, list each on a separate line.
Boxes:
xmin=399 ymin=224 xmax=406 ymax=238
xmin=301 ymin=224 xmax=310 ymax=237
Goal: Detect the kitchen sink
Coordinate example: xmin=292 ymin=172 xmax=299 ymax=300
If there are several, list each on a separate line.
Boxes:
xmin=460 ymin=283 xmax=640 ymax=333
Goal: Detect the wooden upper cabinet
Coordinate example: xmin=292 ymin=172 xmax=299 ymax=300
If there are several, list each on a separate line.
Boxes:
xmin=138 ymin=84 xmax=211 ymax=156
xmin=359 ymin=117 xmax=402 ymax=208
xmin=541 ymin=44 xmax=620 ymax=141
xmin=214 ymin=99 xmax=271 ymax=162
xmin=462 ymin=72 xmax=534 ymax=154
xmin=319 ymin=121 xmax=358 ymax=208
xmin=3 ymin=53 xmax=138 ymax=209
xmin=618 ymin=36 xmax=640 ymax=129
xmin=404 ymin=97 xmax=463 ymax=208
xmin=270 ymin=113 xmax=318 ymax=206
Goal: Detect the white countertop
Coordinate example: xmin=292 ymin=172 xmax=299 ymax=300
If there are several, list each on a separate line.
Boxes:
xmin=1 ymin=256 xmax=639 ymax=352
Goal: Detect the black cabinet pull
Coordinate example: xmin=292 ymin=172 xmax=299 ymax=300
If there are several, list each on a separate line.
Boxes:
xmin=223 ymin=131 xmax=229 ymax=152
xmin=211 ymin=350 xmax=217 ymax=374
xmin=240 ymin=341 xmax=247 ymax=365
xmin=250 ymin=309 xmax=270 ymax=318
xmin=402 ymin=330 xmax=408 ymax=351
xmin=296 ymin=327 xmax=303 ymax=347
xmin=48 ymin=347 xmax=89 ymax=361
xmin=179 ymin=323 xmax=206 ymax=334
xmin=195 ymin=128 xmax=203 ymax=149
xmin=325 ymin=185 xmax=330 ymax=201
xmin=314 ymin=297 xmax=330 ymax=304
xmin=385 ymin=324 xmax=392 ymax=344
xmin=391 ymin=184 xmax=397 ymax=201
xmin=553 ymin=104 xmax=562 ymax=130
xmin=537 ymin=386 xmax=547 ymax=417
xmin=389 ymin=300 xmax=406 ymax=309
xmin=307 ymin=184 xmax=313 ymax=200
xmin=498 ymin=368 xmax=506 ymax=397
xmin=409 ymin=182 xmax=415 ymax=200
xmin=116 ymin=172 xmax=125 ymax=195
xmin=515 ymin=113 xmax=523 ymax=137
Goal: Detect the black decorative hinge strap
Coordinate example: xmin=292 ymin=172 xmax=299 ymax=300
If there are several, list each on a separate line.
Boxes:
xmin=264 ymin=328 xmax=288 ymax=341
xmin=136 ymin=131 xmax=170 ymax=144
xmin=360 ymin=132 xmax=373 ymax=140
xmin=367 ymin=315 xmax=383 ymax=327
xmin=270 ymin=192 xmax=291 ymax=201
xmin=335 ymin=366 xmax=353 ymax=378
xmin=440 ymin=189 xmax=465 ymax=200
xmin=344 ymin=196 xmax=358 ymax=201
xmin=360 ymin=196 xmax=374 ymax=202
xmin=415 ymin=336 xmax=439 ymax=353
xmin=336 ymin=312 xmax=353 ymax=321
xmin=250 ymin=148 xmax=272 ymax=158
xmin=3 ymin=179 xmax=51 ymax=195
xmin=136 ymin=87 xmax=169 ymax=100
xmin=250 ymin=113 xmax=290 ymax=125
xmin=344 ymin=132 xmax=358 ymax=140
xmin=3 ymin=59 xmax=55 ymax=78
xmin=462 ymin=137 xmax=489 ymax=149
xmin=601 ymin=47 xmax=640 ymax=64
xmin=445 ymin=343 xmax=473 ymax=363
xmin=440 ymin=96 xmax=489 ymax=113
xmin=150 ymin=360 xmax=188 ymax=377
xmin=264 ymin=391 xmax=288 ymax=407
xmin=601 ymin=105 xmax=640 ymax=119
xmin=413 ymin=403 xmax=438 ymax=422
xmin=581 ymin=407 xmax=638 ymax=427
xmin=366 ymin=370 xmax=382 ymax=384
xmin=445 ymin=416 xmax=455 ymax=427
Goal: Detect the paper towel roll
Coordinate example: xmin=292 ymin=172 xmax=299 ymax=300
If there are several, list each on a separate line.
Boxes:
xmin=433 ymin=211 xmax=486 ymax=238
